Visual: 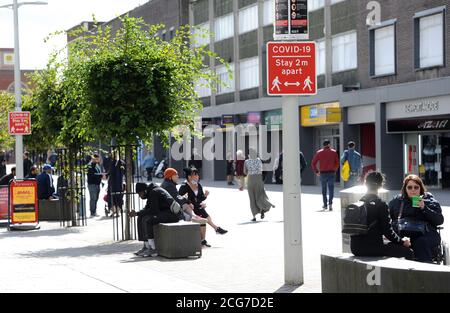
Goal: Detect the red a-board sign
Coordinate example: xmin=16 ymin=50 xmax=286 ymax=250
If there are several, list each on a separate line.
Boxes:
xmin=8 ymin=111 xmax=31 ymax=135
xmin=267 ymin=41 xmax=316 ymax=96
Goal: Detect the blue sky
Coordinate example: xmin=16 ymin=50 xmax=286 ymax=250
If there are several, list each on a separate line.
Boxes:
xmin=0 ymin=0 xmax=145 ymax=69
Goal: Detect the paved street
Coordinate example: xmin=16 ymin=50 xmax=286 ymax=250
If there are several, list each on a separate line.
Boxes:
xmin=0 ymin=180 xmax=449 ymax=293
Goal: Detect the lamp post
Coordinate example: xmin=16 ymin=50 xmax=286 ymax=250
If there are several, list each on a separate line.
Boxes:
xmin=0 ymin=0 xmax=47 ymax=178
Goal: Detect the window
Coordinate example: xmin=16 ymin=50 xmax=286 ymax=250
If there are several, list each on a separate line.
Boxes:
xmin=195 ymin=75 xmax=212 ymax=98
xmin=240 ymin=57 xmax=259 ymax=90
xmin=263 ymin=0 xmax=274 ymax=26
xmin=193 ymin=22 xmax=210 ymax=47
xmin=416 ymin=12 xmax=444 ymax=68
xmin=309 ymin=0 xmax=324 ymax=11
xmin=216 ymin=64 xmax=235 ymax=94
xmin=169 ymin=27 xmax=175 ymax=40
xmin=332 ymin=32 xmax=357 ymax=72
xmin=161 ymin=30 xmax=166 ymax=41
xmin=316 ymin=39 xmax=325 ymax=75
xmin=371 ymin=24 xmax=395 ymax=76
xmin=239 ymin=5 xmax=258 ymax=34
xmin=214 ymin=13 xmax=234 ymax=42
xmin=309 ymin=0 xmax=346 ymax=11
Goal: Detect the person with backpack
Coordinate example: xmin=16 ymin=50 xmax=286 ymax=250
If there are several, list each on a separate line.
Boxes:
xmin=346 ymin=171 xmax=414 ymax=260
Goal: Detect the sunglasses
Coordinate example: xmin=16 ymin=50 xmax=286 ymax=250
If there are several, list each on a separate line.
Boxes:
xmin=406 ymin=185 xmax=420 ymax=190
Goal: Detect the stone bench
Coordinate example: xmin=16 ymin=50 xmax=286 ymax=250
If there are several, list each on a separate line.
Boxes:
xmin=154 ymin=221 xmax=202 ymax=259
xmin=321 ymin=253 xmax=450 ymax=293
xmin=38 ymin=199 xmax=71 ymax=221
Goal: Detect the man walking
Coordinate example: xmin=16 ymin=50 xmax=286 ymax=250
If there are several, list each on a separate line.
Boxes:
xmin=87 ymin=154 xmax=103 ymax=217
xmin=341 ymin=141 xmax=363 ymax=188
xmin=312 ymin=140 xmax=339 ymax=211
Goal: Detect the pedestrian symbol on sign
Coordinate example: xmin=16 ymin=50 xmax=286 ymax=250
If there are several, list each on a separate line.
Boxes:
xmin=271 ymin=76 xmax=282 ymax=92
xmin=303 ymin=76 xmax=314 ymax=92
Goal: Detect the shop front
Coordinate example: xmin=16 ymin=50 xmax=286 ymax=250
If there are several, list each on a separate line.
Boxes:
xmin=386 ymin=96 xmax=450 ymax=189
xmin=300 ymin=102 xmax=342 ymax=185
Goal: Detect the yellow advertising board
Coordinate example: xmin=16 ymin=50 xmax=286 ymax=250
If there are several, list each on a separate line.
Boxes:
xmin=301 ymin=102 xmax=342 ymax=127
xmin=12 ymin=186 xmax=36 ymax=205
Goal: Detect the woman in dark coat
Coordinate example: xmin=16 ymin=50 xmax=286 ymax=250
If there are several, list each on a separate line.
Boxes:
xmin=107 ymin=158 xmax=125 ymax=217
xmin=388 ymin=174 xmax=444 ymax=262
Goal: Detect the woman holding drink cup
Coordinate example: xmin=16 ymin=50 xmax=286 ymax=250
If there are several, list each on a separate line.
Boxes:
xmin=388 ymin=175 xmax=444 ymax=262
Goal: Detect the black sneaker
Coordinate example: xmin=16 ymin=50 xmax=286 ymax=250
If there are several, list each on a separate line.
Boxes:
xmin=328 ymin=205 xmax=333 ymax=211
xmin=261 ymin=212 xmax=265 ymax=219
xmin=201 ymin=240 xmax=211 ymax=247
xmin=251 ymin=217 xmax=256 ymax=222
xmin=216 ymin=227 xmax=228 ymax=235
xmin=322 ymin=205 xmax=327 ymax=210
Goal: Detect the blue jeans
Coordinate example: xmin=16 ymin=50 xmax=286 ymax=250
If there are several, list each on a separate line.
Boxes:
xmin=320 ymin=173 xmax=335 ymax=207
xmin=88 ymin=184 xmax=100 ymax=215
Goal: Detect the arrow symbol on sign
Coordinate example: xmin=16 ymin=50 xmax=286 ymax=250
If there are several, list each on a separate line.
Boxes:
xmin=284 ymin=81 xmax=300 ymax=87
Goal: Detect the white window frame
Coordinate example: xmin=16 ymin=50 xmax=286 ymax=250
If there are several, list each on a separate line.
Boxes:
xmin=417 ymin=12 xmax=445 ymax=69
xmin=216 ymin=64 xmax=235 ymax=94
xmin=331 ymin=31 xmax=357 ymax=73
xmin=214 ymin=13 xmax=234 ymax=42
xmin=370 ymin=23 xmax=396 ymax=76
xmin=316 ymin=39 xmax=326 ymax=75
xmin=193 ymin=22 xmax=210 ymax=47
xmin=239 ymin=4 xmax=258 ymax=34
xmin=263 ymin=0 xmax=275 ymax=26
xmin=239 ymin=57 xmax=260 ymax=90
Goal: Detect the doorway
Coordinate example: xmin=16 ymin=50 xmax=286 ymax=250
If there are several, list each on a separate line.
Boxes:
xmin=441 ymin=137 xmax=450 ymax=189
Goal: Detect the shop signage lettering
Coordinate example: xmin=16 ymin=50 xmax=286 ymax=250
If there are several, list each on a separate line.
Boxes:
xmin=387 ymin=117 xmax=450 ymax=133
xmin=405 ymin=101 xmax=439 ymax=113
xmin=418 ymin=119 xmax=449 ymax=130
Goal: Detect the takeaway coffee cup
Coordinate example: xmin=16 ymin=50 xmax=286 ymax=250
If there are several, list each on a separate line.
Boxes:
xmin=412 ymin=196 xmax=422 ymax=207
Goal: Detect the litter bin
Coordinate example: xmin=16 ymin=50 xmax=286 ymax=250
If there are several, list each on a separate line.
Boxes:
xmin=340 ymin=185 xmax=389 ymax=253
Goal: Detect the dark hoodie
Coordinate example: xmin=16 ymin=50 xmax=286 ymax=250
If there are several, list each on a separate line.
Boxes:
xmin=138 ymin=183 xmax=178 ymax=217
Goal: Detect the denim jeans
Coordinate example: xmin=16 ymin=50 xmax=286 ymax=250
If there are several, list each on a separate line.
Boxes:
xmin=320 ymin=173 xmax=335 ymax=207
xmin=88 ymin=184 xmax=100 ymax=215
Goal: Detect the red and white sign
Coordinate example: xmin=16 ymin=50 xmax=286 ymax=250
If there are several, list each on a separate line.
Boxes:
xmin=267 ymin=41 xmax=316 ymax=96
xmin=8 ymin=111 xmax=31 ymax=135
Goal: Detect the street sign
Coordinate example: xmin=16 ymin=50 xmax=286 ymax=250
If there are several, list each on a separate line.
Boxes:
xmin=8 ymin=111 xmax=31 ymax=135
xmin=267 ymin=41 xmax=316 ymax=96
xmin=274 ymin=0 xmax=308 ymax=40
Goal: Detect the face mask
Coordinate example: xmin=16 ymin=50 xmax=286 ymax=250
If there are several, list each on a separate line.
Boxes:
xmin=190 ymin=179 xmax=198 ymax=185
xmin=172 ymin=177 xmax=179 ymax=184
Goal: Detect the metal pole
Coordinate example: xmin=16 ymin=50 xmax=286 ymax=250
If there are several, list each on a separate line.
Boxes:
xmin=13 ymin=0 xmax=24 ymax=179
xmin=282 ymin=95 xmax=303 ymax=285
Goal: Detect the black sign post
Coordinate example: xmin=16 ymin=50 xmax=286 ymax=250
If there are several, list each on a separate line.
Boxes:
xmin=274 ymin=0 xmax=308 ymax=40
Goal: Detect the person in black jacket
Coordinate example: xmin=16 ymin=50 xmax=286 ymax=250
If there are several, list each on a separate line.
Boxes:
xmin=0 ymin=167 xmax=15 ymax=186
xmin=160 ymin=168 xmax=207 ymax=224
xmin=179 ymin=167 xmax=227 ymax=248
xmin=388 ymin=175 xmax=444 ymax=263
xmin=36 ymin=165 xmax=57 ymax=200
xmin=129 ymin=182 xmax=180 ymax=257
xmin=273 ymin=151 xmax=307 ymax=184
xmin=87 ymin=154 xmax=103 ymax=217
xmin=350 ymin=171 xmax=414 ymax=260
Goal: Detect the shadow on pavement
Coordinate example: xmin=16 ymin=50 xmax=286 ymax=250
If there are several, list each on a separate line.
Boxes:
xmin=15 ymin=241 xmax=137 ymax=259
xmin=0 ymin=226 xmax=82 ymax=238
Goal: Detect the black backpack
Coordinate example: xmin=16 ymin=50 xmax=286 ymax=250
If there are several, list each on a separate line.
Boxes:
xmin=342 ymin=199 xmax=377 ymax=235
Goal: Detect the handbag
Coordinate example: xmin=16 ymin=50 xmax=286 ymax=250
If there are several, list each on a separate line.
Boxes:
xmin=393 ymin=201 xmax=428 ymax=235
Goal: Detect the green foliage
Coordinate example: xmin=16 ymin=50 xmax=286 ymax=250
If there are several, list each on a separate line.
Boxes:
xmin=26 ymin=15 xmax=227 ymax=149
xmin=0 ymin=92 xmax=15 ymax=149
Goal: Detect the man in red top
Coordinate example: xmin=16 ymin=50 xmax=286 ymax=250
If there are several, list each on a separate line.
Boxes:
xmin=312 ymin=139 xmax=340 ymax=211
